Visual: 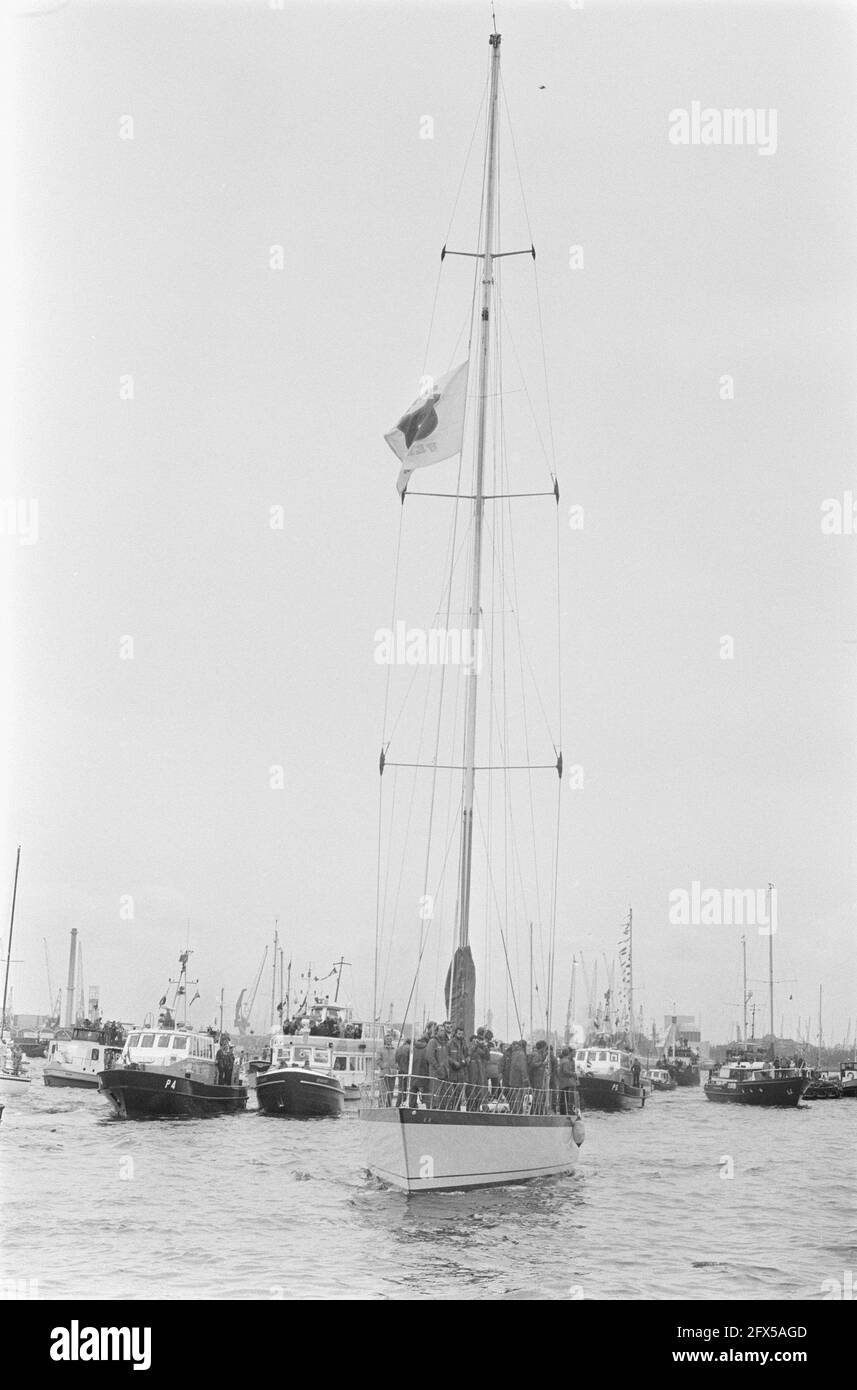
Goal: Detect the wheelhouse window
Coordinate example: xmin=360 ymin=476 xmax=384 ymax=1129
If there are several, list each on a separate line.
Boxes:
xmin=597 ymin=1050 xmax=607 ymax=1062
xmin=172 ymin=1036 xmax=188 ymax=1050
xmin=128 ymin=1034 xmax=140 ymax=1048
xmin=157 ymin=1034 xmax=172 ymax=1048
xmin=91 ymin=1049 xmax=99 ymax=1061
xmin=140 ymin=1034 xmax=155 ymax=1048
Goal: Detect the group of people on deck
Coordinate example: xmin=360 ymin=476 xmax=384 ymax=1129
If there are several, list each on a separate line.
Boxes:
xmin=393 ymin=1022 xmax=578 ymax=1114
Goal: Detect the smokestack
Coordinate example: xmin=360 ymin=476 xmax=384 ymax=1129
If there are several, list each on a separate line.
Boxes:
xmin=63 ymin=929 xmax=78 ymax=1028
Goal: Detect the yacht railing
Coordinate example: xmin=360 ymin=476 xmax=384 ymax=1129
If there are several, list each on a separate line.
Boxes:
xmin=371 ymin=1076 xmax=580 ymax=1115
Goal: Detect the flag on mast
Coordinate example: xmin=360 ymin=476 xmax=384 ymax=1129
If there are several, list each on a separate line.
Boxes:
xmin=384 ymin=360 xmax=469 ymax=497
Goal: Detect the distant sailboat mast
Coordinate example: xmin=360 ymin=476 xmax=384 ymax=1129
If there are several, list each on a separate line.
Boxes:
xmin=627 ymin=907 xmax=634 ymax=1049
xmin=1 ymin=845 xmax=21 ymax=1045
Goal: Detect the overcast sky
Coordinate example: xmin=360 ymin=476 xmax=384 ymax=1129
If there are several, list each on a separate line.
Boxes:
xmin=3 ymin=0 xmax=855 ymax=1048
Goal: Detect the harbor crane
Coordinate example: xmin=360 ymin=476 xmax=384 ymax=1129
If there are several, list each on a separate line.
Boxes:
xmin=234 ymin=946 xmax=268 ymax=1035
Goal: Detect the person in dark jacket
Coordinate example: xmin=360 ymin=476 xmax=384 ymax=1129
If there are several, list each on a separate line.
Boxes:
xmin=466 ymin=1034 xmax=488 ymax=1111
xmin=426 ymin=1024 xmax=450 ymax=1108
xmin=410 ymin=1033 xmax=431 ymax=1107
xmin=528 ymin=1040 xmax=549 ymax=1113
xmin=394 ymin=1035 xmax=412 ymax=1106
xmin=508 ymin=1040 xmax=530 ymax=1111
xmin=556 ymin=1046 xmax=577 ymax=1114
xmin=502 ymin=1043 xmax=513 ymax=1091
xmin=484 ymin=1029 xmax=502 ymax=1097
xmin=447 ymin=1026 xmax=466 ymax=1110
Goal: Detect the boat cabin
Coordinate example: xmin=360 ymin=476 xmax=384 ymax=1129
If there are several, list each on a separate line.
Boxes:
xmin=46 ymin=1024 xmax=124 ymax=1078
xmin=270 ymin=1037 xmax=336 ymax=1075
xmin=271 ymin=1014 xmax=385 ymax=1094
xmin=576 ymin=1047 xmax=635 ymax=1076
xmin=120 ymin=1028 xmax=219 ymax=1082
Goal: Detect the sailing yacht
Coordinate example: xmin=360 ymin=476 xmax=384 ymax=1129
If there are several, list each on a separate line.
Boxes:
xmin=0 ymin=847 xmax=32 ymax=1094
xmin=362 ymin=29 xmax=584 ymax=1192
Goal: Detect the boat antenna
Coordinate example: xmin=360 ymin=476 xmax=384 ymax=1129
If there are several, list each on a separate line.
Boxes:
xmin=1 ymin=845 xmax=21 ymax=1044
xmin=332 ymin=958 xmax=350 ymax=1004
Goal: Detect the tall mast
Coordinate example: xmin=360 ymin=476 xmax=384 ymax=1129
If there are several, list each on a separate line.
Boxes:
xmin=741 ymin=933 xmax=748 ymax=1041
xmin=270 ymin=919 xmax=278 ymax=1029
xmin=817 ymin=984 xmax=822 ymax=1068
xmin=767 ymin=883 xmax=775 ymax=1059
xmin=1 ymin=845 xmax=21 ymax=1044
xmin=525 ymin=922 xmax=530 ymax=1034
xmin=455 ymin=30 xmax=501 ymax=955
xmin=565 ymin=954 xmax=576 ymax=1046
xmin=627 ymin=907 xmax=634 ymax=1048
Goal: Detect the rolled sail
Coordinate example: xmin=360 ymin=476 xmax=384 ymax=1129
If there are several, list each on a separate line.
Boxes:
xmin=444 ymin=945 xmax=476 ymax=1039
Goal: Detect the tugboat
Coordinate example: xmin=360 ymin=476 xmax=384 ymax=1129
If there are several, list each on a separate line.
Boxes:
xmin=255 ymin=965 xmax=388 ymax=1102
xmin=256 ymin=1030 xmax=345 ymax=1118
xmin=44 ymin=1020 xmax=125 ymax=1088
xmin=575 ymin=912 xmax=646 ymax=1112
xmin=705 ymin=890 xmax=810 ymax=1108
xmin=576 ymin=1042 xmax=646 ymax=1111
xmin=802 ymin=1071 xmax=842 ymax=1100
xmin=704 ymin=1045 xmax=809 ymax=1107
xmin=98 ymin=951 xmax=247 ymax=1119
xmin=839 ymin=1063 xmax=857 ymax=1098
xmin=662 ymin=1017 xmax=701 ymax=1087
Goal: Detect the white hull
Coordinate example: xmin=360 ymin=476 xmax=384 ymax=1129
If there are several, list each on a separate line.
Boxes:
xmin=0 ymin=1071 xmax=32 ymax=1093
xmin=362 ymin=1107 xmax=579 ymax=1193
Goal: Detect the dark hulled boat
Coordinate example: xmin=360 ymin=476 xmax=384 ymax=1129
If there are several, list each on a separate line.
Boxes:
xmin=802 ymin=1074 xmax=841 ymax=1100
xmin=98 ymin=952 xmax=247 ymax=1119
xmin=661 ymin=1019 xmax=701 ymax=1087
xmin=255 ymin=1037 xmax=344 ymax=1118
xmin=704 ymin=1047 xmax=809 ymax=1107
xmin=100 ymin=1063 xmax=247 ymax=1118
xmin=576 ymin=1045 xmax=645 ymax=1111
xmin=99 ymin=1026 xmax=247 ymax=1118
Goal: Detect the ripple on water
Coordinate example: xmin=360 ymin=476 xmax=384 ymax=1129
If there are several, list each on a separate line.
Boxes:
xmin=1 ymin=1079 xmax=852 ymax=1298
